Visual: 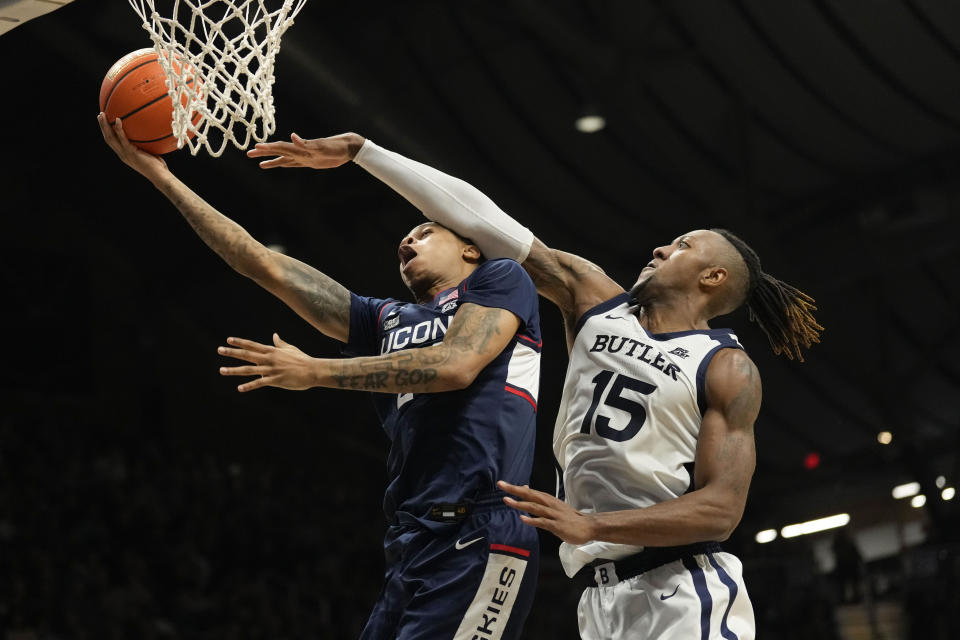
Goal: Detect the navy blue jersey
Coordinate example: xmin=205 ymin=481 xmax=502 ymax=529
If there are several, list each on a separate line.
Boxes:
xmin=345 ymin=259 xmax=541 ymax=527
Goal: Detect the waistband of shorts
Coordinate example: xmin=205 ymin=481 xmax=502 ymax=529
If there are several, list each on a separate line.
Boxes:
xmin=393 ymin=491 xmax=510 ymax=526
xmin=575 ymin=541 xmax=723 ymax=589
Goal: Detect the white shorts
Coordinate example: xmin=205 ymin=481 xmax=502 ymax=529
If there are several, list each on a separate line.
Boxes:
xmin=577 ymin=551 xmax=755 ymax=640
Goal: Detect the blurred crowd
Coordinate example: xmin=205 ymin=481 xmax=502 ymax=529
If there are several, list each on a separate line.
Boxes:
xmin=0 ymin=408 xmax=383 ymax=639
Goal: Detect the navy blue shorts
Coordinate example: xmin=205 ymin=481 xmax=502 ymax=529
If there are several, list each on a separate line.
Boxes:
xmin=360 ymin=503 xmax=539 ymax=640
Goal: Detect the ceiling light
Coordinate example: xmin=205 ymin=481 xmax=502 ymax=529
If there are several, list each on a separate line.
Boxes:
xmin=892 ymin=482 xmax=921 ymax=500
xmin=936 ymin=475 xmax=946 ymax=489
xmin=942 ymin=487 xmax=955 ymax=501
xmin=877 ymin=431 xmax=893 ymax=445
xmin=575 ymin=115 xmax=606 ymax=133
xmin=755 ymin=529 xmax=777 ymax=544
xmin=911 ymin=495 xmax=926 ymax=508
xmin=781 ymin=513 xmax=850 ymax=539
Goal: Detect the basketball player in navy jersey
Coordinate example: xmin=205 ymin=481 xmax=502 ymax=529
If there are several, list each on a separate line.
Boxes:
xmin=98 ymin=113 xmax=541 ymax=640
xmin=245 ymin=131 xmax=822 ymax=639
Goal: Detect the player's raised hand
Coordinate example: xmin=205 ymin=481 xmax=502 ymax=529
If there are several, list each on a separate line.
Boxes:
xmin=218 ymin=333 xmax=318 ymax=392
xmin=498 ymin=480 xmax=596 ymax=545
xmin=247 ymin=132 xmax=366 ymax=169
xmin=97 ymin=112 xmax=168 ymax=178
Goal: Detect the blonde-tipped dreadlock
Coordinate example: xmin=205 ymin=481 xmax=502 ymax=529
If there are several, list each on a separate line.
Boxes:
xmin=712 ymin=229 xmax=823 ymax=361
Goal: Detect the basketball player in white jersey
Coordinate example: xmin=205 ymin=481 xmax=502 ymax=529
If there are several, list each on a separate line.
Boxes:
xmin=247 ymin=133 xmax=822 ymax=640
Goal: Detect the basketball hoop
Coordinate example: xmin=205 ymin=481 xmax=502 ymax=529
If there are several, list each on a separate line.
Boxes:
xmin=128 ymin=0 xmax=306 ymax=157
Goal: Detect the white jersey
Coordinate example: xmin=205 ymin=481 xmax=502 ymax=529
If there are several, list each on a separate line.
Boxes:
xmin=554 ymin=294 xmax=744 ymax=577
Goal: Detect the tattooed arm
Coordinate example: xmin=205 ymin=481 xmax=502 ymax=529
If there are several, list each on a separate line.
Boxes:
xmin=500 ymin=348 xmax=761 ymax=546
xmin=98 ymin=113 xmax=350 ymax=342
xmin=218 ymin=303 xmax=521 ymax=393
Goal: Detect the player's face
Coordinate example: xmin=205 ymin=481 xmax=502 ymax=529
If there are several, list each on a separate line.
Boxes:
xmin=397 ymin=223 xmax=468 ymax=289
xmin=629 ymin=229 xmax=717 ymax=302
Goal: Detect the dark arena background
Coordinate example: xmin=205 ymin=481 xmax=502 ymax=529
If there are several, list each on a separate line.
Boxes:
xmin=2 ymin=1 xmax=960 ymax=638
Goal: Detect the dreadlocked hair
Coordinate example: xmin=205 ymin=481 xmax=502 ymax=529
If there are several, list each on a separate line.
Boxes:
xmin=711 ymin=229 xmax=823 ymax=361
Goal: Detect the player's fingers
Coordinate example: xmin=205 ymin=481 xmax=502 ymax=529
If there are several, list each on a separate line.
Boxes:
xmin=98 ymin=113 xmax=122 ymax=142
xmin=111 ymin=118 xmax=138 ymax=152
xmin=247 ymin=150 xmax=280 ymax=160
xmin=258 ymin=156 xmax=301 ymax=169
xmin=526 ymin=486 xmax=557 ymax=505
xmin=518 ymin=514 xmax=552 ymax=531
xmin=497 ymin=480 xmax=523 ymax=494
xmin=503 ymin=496 xmax=551 ymax=517
xmin=248 ymin=152 xmax=282 ymax=162
xmin=272 ymin=332 xmax=288 ymax=347
xmin=97 ymin=113 xmax=112 ymax=137
xmin=269 ymin=158 xmax=303 ymax=169
xmin=237 ymin=375 xmax=273 ymax=392
xmin=250 ymin=152 xmax=304 ymax=166
xmin=247 ymin=141 xmax=295 ymax=155
xmin=498 ymin=480 xmax=544 ymax=502
xmin=112 ymin=117 xmax=127 ymax=139
xmin=225 ymin=336 xmax=272 ymax=352
xmin=217 ymin=346 xmax=262 ymax=363
xmin=98 ymin=114 xmax=122 ymax=148
xmin=219 ymin=365 xmax=262 ymax=376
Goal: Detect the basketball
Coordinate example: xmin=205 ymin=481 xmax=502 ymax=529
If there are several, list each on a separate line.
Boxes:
xmin=99 ymin=48 xmax=201 ymax=155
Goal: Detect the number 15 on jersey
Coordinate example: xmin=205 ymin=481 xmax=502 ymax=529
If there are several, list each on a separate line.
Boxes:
xmin=580 ymin=370 xmax=657 ymax=442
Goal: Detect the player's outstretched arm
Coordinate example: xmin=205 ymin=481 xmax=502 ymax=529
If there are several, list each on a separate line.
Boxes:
xmin=98 ymin=113 xmax=351 ymax=342
xmin=499 ymin=348 xmax=760 ymax=547
xmin=249 ymin=133 xmax=624 ymax=346
xmin=218 ymin=302 xmax=520 ymax=393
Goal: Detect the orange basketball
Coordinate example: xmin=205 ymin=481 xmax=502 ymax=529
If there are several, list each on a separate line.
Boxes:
xmin=99 ymin=48 xmax=202 ymax=155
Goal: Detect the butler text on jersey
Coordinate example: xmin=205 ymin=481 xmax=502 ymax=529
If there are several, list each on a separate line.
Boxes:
xmin=588 ymin=333 xmax=681 ymax=381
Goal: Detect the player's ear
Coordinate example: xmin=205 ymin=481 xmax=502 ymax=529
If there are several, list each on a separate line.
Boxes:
xmin=700 ymin=265 xmax=727 ymax=290
xmin=462 ymin=243 xmax=483 ymax=264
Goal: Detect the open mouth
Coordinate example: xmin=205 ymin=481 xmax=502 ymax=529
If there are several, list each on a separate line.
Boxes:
xmin=398 ymin=244 xmax=418 ymax=268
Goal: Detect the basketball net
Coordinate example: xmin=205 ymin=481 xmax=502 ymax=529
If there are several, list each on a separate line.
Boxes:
xmin=128 ymin=0 xmax=306 ymax=157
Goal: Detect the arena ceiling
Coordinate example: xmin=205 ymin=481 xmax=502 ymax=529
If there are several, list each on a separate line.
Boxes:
xmin=3 ymin=0 xmax=959 ymax=542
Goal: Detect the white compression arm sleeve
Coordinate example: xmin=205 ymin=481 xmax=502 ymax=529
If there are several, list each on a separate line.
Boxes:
xmin=353 ymin=140 xmax=534 ymax=262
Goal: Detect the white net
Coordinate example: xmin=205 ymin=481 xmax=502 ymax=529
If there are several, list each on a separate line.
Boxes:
xmin=128 ymin=0 xmax=306 ymax=157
